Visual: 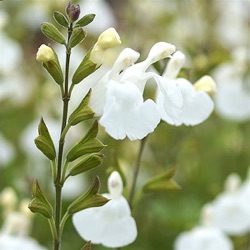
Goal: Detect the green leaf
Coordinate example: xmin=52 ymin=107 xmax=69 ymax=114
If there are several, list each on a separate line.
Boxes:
xmin=72 ymin=50 xmax=98 ymax=84
xmin=41 ymin=22 xmax=66 ymax=44
xmin=76 ymin=14 xmax=95 ymax=27
xmin=34 ymin=118 xmax=56 ymax=160
xmin=142 ymin=167 xmax=181 ymax=193
xmin=68 ymin=90 xmax=95 ymax=126
xmin=67 ymin=176 xmax=109 ymax=214
xmin=66 ymin=120 xmax=105 ymax=162
xmin=69 ymin=153 xmax=103 ymax=176
xmin=53 ymin=11 xmax=69 ymax=28
xmin=28 ymin=179 xmax=53 ymax=218
xmin=69 ymin=27 xmax=86 ymax=48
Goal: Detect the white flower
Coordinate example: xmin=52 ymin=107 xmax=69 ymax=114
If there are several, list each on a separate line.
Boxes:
xmin=174 ymin=204 xmax=233 ymax=250
xmin=213 ymin=47 xmax=250 ymax=122
xmin=154 ymin=51 xmax=215 ymax=126
xmin=210 ymin=173 xmax=250 ymax=235
xmin=90 ymin=42 xmax=175 ymax=140
xmin=0 ymin=234 xmax=47 ymax=250
xmin=72 ymin=171 xmax=137 ymax=248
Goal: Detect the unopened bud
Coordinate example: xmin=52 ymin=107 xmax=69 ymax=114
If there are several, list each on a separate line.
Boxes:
xmin=194 ymin=75 xmax=217 ymax=95
xmin=36 ymin=44 xmax=55 ymax=63
xmin=163 ymin=51 xmax=185 ymax=79
xmin=66 ymin=3 xmax=81 ymax=22
xmin=90 ymin=28 xmax=121 ymax=65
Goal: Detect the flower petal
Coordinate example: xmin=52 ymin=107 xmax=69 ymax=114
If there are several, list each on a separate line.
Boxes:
xmin=99 ymin=81 xmax=160 ymax=140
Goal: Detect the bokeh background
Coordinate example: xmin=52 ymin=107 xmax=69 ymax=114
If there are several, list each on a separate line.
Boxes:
xmin=1 ymin=0 xmax=250 ymax=249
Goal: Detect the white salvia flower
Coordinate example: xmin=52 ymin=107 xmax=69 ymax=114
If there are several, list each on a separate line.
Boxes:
xmin=0 ymin=187 xmax=17 ymax=216
xmin=174 ymin=204 xmax=233 ymax=250
xmin=73 ymin=171 xmax=137 ymax=248
xmin=211 ymin=173 xmax=250 ymax=236
xmin=154 ymin=51 xmax=215 ymax=126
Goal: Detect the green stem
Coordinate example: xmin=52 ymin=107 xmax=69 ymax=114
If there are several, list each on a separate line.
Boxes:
xmin=48 ymin=217 xmax=58 ymax=242
xmin=53 ymin=24 xmax=73 ymax=250
xmin=60 ymin=212 xmax=71 ymax=234
xmin=128 ymin=136 xmax=148 ymax=208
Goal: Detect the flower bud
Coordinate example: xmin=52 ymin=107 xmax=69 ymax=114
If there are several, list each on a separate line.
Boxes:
xmin=147 ymin=42 xmax=176 ymax=64
xmin=36 ymin=44 xmax=55 ymax=63
xmin=66 ymin=3 xmax=80 ymax=23
xmin=89 ymin=28 xmax=121 ymax=65
xmin=108 ymin=171 xmax=123 ymax=199
xmin=194 ymin=75 xmax=217 ymax=95
xmin=163 ymin=51 xmax=185 ymax=79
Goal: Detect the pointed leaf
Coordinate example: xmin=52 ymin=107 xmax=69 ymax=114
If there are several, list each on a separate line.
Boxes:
xmin=68 ymin=90 xmax=95 ymax=126
xmin=53 ymin=11 xmax=69 ymax=28
xmin=34 ymin=118 xmax=56 ymax=160
xmin=66 ymin=121 xmax=105 ymax=162
xmin=76 ymin=14 xmax=95 ymax=27
xmin=69 ymin=153 xmax=103 ymax=176
xmin=41 ymin=22 xmax=66 ymax=44
xmin=142 ymin=167 xmax=181 ymax=193
xmin=67 ymin=176 xmax=109 ymax=214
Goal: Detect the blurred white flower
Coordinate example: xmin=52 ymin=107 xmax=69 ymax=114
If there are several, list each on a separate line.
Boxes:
xmin=79 ymin=0 xmax=117 ymax=35
xmin=213 ymin=47 xmax=250 ymax=122
xmin=0 ymin=134 xmax=15 ymax=167
xmin=174 ymin=204 xmax=233 ymax=250
xmin=211 ymin=173 xmax=250 ymax=236
xmin=73 ymin=171 xmax=137 ymax=248
xmin=0 ymin=188 xmax=47 ymax=250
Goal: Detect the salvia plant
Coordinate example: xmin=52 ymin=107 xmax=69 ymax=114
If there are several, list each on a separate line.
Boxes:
xmin=30 ymin=3 xmax=216 ymax=250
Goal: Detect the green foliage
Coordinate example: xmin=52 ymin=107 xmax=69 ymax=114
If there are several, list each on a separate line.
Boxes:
xmin=29 ymin=179 xmax=53 ymax=219
xmin=76 ymin=14 xmax=96 ymax=27
xmin=67 ymin=177 xmax=109 ymax=214
xmin=41 ymin=22 xmax=66 ymax=45
xmin=34 ymin=118 xmax=56 ymax=161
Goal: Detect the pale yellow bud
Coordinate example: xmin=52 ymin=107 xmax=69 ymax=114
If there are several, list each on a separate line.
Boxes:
xmin=0 ymin=187 xmax=17 ymax=215
xmin=36 ymin=44 xmax=55 ymax=63
xmin=95 ymin=27 xmax=121 ymax=50
xmin=90 ymin=28 xmax=121 ymax=66
xmin=194 ymin=75 xmax=217 ymax=95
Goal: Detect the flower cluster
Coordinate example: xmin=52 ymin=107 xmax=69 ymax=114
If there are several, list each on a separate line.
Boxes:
xmin=82 ymin=40 xmax=216 ymax=140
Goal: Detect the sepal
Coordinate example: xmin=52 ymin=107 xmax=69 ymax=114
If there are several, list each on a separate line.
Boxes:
xmin=81 ymin=241 xmax=92 ymax=250
xmin=142 ymin=167 xmax=181 ymax=193
xmin=53 ymin=11 xmax=69 ymax=28
xmin=28 ymin=179 xmax=53 ymax=218
xmin=68 ymin=90 xmax=95 ymax=126
xmin=66 ymin=121 xmax=105 ymax=162
xmin=67 ymin=176 xmax=109 ymax=214
xmin=69 ymin=27 xmax=86 ymax=48
xmin=42 ymin=46 xmax=64 ymax=85
xmin=34 ymin=118 xmax=56 ymax=160
xmin=76 ymin=14 xmax=95 ymax=27
xmin=41 ymin=22 xmax=66 ymax=44
xmin=72 ymin=50 xmax=98 ymax=85
xmin=69 ymin=153 xmax=103 ymax=176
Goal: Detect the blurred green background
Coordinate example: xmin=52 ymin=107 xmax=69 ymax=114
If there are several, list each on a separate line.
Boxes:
xmin=1 ymin=0 xmax=250 ymax=249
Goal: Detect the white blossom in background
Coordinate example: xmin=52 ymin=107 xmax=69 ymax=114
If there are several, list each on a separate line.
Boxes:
xmin=0 ymin=134 xmax=15 ymax=167
xmin=174 ymin=204 xmax=233 ymax=250
xmin=73 ymin=171 xmax=137 ymax=248
xmin=79 ymin=0 xmax=116 ymax=35
xmin=211 ymin=173 xmax=250 ymax=236
xmin=213 ymin=47 xmax=250 ymax=122
xmin=0 ymin=188 xmax=47 ymax=250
